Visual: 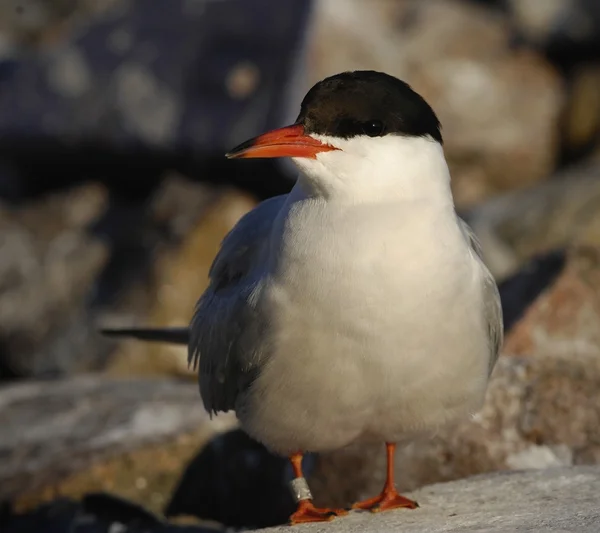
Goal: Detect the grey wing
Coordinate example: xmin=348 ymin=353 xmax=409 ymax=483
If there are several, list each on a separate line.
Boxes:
xmin=188 ymin=195 xmax=286 ymax=415
xmin=458 ymin=217 xmax=504 ymax=375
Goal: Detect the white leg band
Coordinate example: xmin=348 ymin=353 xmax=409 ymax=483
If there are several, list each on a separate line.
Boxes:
xmin=290 ymin=477 xmax=313 ymax=502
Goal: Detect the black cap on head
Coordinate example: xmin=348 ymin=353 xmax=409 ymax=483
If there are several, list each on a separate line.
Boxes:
xmin=296 ymin=71 xmax=442 ymax=144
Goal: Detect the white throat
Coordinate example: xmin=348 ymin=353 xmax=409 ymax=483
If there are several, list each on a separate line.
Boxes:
xmin=291 ymin=134 xmax=453 ymax=206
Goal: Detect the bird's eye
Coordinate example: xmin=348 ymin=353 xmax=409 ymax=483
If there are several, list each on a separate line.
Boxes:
xmin=361 ymin=120 xmax=385 ymax=137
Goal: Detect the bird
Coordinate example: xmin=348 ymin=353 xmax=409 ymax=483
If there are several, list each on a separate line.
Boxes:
xmin=102 ymin=70 xmax=503 ymax=525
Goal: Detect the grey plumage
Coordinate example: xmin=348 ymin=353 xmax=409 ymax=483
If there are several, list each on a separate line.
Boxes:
xmin=458 ymin=218 xmax=504 ymax=376
xmin=188 ymin=195 xmax=286 ymax=415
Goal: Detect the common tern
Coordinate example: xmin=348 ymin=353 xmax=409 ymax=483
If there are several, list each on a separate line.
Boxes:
xmin=103 ymin=70 xmax=503 ymax=525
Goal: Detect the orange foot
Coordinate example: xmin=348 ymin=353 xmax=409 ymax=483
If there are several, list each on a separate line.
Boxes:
xmin=289 ymin=500 xmax=349 ymax=525
xmin=352 ymin=488 xmax=418 ymax=513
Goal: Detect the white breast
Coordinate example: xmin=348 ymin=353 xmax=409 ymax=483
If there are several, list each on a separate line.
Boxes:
xmin=239 ymin=194 xmax=491 ymax=455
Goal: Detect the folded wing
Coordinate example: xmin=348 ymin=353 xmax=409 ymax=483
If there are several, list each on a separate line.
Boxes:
xmin=189 ymin=195 xmax=286 ymax=415
xmin=458 ymin=217 xmax=504 ymax=376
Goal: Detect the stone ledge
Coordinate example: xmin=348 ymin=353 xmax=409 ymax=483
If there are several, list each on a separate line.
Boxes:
xmin=261 ymin=466 xmax=600 ymax=533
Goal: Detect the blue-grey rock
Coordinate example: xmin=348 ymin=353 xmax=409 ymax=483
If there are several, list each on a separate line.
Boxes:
xmin=166 ymin=429 xmax=305 ymax=529
xmin=0 ymin=0 xmax=310 ymax=202
xmin=0 ymin=0 xmax=312 ymax=154
xmin=1 ymin=494 xmax=222 ymax=532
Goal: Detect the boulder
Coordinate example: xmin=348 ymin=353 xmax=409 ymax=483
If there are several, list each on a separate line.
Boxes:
xmin=507 ymin=0 xmax=600 ymax=66
xmin=0 ymin=0 xmax=311 ymax=155
xmin=466 ymin=160 xmax=600 ymax=280
xmin=0 ymin=183 xmax=109 ymax=378
xmin=502 ymin=246 xmax=600 ymax=358
xmin=0 ymin=375 xmax=236 ymax=514
xmin=0 ymin=173 xmax=219 ymax=380
xmin=0 ymin=0 xmax=307 ymax=202
xmin=102 ymin=188 xmax=257 ymax=379
xmin=558 ymin=64 xmax=600 ymax=165
xmin=166 ymin=429 xmax=296 ymax=529
xmin=497 ymin=248 xmax=566 ymax=331
xmin=308 ymin=0 xmax=563 ymax=207
xmin=3 ymin=493 xmax=223 ymax=533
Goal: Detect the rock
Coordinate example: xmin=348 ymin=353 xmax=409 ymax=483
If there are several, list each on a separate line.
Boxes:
xmin=466 ymin=160 xmax=600 ymax=281
xmin=166 ymin=429 xmax=297 ymax=529
xmin=497 ymin=249 xmax=566 ymax=331
xmin=506 ymin=0 xmax=571 ymax=49
xmin=262 ymin=466 xmax=600 ymax=533
xmin=308 ymin=0 xmax=563 ymax=207
xmin=0 ymin=374 xmax=236 ymax=511
xmin=519 ymin=0 xmax=600 ymax=66
xmin=503 ymin=246 xmax=600 ymax=357
xmin=87 ymin=174 xmax=211 ymax=315
xmin=6 ymin=466 xmax=600 ymax=532
xmin=0 ymin=166 xmax=235 ymax=382
xmin=307 ymin=246 xmax=600 ymax=509
xmin=0 ymin=183 xmax=109 ymax=378
xmin=0 ymin=0 xmax=309 ymax=201
xmin=3 ymin=495 xmax=223 ymax=533
xmin=0 ymin=174 xmax=216 ymax=381
xmin=0 ymin=0 xmax=310 ymax=152
xmin=559 ymin=64 xmax=600 ymax=164
xmin=505 ymin=0 xmax=600 ymax=162
xmin=102 ymin=188 xmax=257 ymax=379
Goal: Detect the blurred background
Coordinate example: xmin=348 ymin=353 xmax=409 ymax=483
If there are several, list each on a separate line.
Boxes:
xmin=1 ymin=0 xmax=600 ymax=531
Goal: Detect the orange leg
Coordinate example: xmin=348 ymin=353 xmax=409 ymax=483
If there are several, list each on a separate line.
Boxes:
xmin=352 ymin=443 xmax=419 ymax=512
xmin=288 ymin=453 xmax=348 ymax=525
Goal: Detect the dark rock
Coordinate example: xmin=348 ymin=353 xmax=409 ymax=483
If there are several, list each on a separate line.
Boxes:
xmin=0 ymin=0 xmax=310 ymax=152
xmin=102 ymin=189 xmax=255 ymax=380
xmin=1 ymin=496 xmax=222 ymax=532
xmin=166 ymin=429 xmax=302 ymax=530
xmin=558 ymin=64 xmax=600 ymax=166
xmin=0 ymin=0 xmax=310 ymax=202
xmin=506 ymin=0 xmax=600 ymax=66
xmin=82 ymin=492 xmax=164 ymax=530
xmin=498 ymin=248 xmax=567 ymax=330
xmin=503 ymin=245 xmax=600 ymax=358
xmin=1 ymin=499 xmax=88 ymax=533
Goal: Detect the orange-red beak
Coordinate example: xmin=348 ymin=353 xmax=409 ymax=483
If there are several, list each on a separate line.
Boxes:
xmin=225 ymin=124 xmax=338 ymax=159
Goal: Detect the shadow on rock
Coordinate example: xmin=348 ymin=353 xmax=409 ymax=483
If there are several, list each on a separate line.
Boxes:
xmin=1 ymin=494 xmax=220 ymax=532
xmin=499 ymin=248 xmax=567 ymax=331
xmin=166 ymin=429 xmax=303 ymax=529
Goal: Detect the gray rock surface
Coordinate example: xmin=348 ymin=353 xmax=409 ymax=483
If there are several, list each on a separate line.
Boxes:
xmin=465 ymin=161 xmax=600 ymax=280
xmin=262 ymin=466 xmax=600 ymax=532
xmin=0 ymin=375 xmax=207 ymax=500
